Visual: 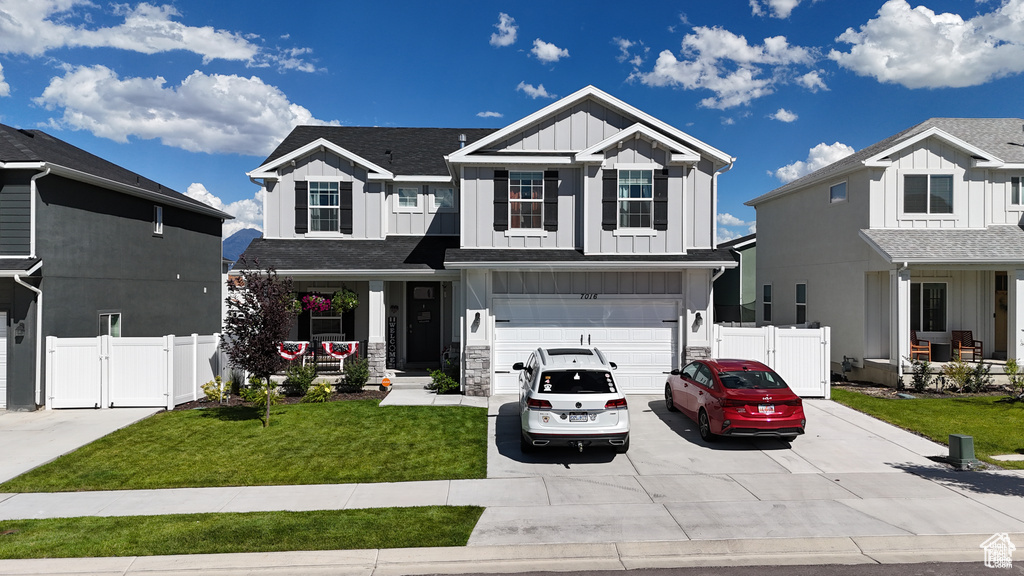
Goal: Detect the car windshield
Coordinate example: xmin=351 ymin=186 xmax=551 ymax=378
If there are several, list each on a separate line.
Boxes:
xmin=538 ymin=370 xmax=615 ymax=394
xmin=719 ymin=369 xmax=789 ymax=390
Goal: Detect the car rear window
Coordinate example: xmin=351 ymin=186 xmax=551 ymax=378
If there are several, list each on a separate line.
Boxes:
xmin=719 ymin=370 xmax=789 ymax=390
xmin=539 ymin=370 xmax=615 ymax=394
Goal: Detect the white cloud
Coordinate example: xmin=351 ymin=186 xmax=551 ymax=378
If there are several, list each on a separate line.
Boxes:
xmin=0 ymin=63 xmax=9 ymax=97
xmin=717 ymin=228 xmax=742 ymax=243
xmin=629 ymin=26 xmax=817 ymax=109
xmin=721 ymin=117 xmax=736 ymax=126
xmin=770 ymin=108 xmax=798 ymax=122
xmin=35 ymin=65 xmax=337 ymax=156
xmin=772 ymin=142 xmax=855 ymax=183
xmin=829 ymin=0 xmax=1024 ymax=89
xmin=615 ymin=37 xmax=649 ymax=66
xmin=797 ymin=70 xmax=828 ymax=91
xmin=750 ymin=0 xmax=803 ymax=19
xmin=490 ymin=12 xmax=517 ymax=47
xmin=718 ymin=212 xmax=751 ymax=227
xmin=0 ymin=0 xmax=315 ymax=71
xmin=476 ymin=111 xmax=503 ymax=118
xmin=614 ymin=37 xmax=634 ymax=62
xmin=185 ymin=183 xmax=263 ymax=236
xmin=531 ymin=38 xmax=569 ymax=63
xmin=516 ymin=81 xmax=556 ymax=99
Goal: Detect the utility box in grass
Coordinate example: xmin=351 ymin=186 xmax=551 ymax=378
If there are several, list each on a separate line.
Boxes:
xmin=949 ymin=434 xmax=977 ymax=470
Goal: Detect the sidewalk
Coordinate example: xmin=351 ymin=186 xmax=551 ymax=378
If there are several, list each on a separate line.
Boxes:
xmin=1 ymin=391 xmax=1023 ymax=574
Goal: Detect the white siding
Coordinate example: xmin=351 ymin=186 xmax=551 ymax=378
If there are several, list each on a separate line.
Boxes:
xmin=387 ymin=183 xmax=459 ymax=236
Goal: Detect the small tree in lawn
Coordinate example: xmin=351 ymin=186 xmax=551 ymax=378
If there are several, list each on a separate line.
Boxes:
xmin=222 ymin=258 xmax=296 ymax=427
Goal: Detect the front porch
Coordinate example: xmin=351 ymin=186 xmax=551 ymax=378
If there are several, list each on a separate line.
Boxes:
xmin=861 ymin=357 xmax=1016 ymax=388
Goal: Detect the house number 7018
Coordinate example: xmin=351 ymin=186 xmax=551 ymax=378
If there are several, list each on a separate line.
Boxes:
xmin=579 ymin=293 xmax=598 ymax=299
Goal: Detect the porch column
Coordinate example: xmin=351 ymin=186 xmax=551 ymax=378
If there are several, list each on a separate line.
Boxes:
xmin=891 ymin=268 xmax=911 ymax=374
xmin=367 ymin=280 xmax=386 ymax=381
xmin=462 ymin=270 xmax=490 ymax=396
xmin=1010 ymin=269 xmax=1024 ymax=363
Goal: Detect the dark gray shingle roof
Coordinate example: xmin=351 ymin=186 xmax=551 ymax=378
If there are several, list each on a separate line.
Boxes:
xmin=0 ymin=124 xmax=227 ymax=217
xmin=262 ymin=127 xmax=499 ymax=176
xmin=239 ymin=236 xmax=459 ymax=272
xmin=861 ymin=225 xmax=1024 ymax=264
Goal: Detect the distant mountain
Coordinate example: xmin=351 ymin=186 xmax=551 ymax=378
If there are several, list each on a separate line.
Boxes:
xmin=223 ymin=228 xmax=262 ymax=262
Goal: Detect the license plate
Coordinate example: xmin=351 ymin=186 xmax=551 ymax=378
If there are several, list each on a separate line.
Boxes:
xmin=568 ymin=412 xmax=588 ymax=422
xmin=758 ymin=404 xmax=775 ymax=414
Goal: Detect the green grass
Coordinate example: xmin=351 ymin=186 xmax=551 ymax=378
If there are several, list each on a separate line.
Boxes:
xmin=831 ymin=388 xmax=1024 ymax=469
xmin=0 ymin=400 xmax=487 ymax=492
xmin=0 ymin=506 xmax=483 ymax=559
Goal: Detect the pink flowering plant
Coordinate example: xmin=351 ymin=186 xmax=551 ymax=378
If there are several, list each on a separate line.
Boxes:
xmin=301 ymin=293 xmax=331 ymax=313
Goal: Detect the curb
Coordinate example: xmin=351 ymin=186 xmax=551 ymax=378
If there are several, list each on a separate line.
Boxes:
xmin=0 ymin=533 xmax=1018 ymax=575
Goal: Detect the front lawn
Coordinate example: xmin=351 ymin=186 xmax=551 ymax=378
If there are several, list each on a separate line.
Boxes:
xmin=0 ymin=506 xmax=483 ymax=559
xmin=831 ymin=388 xmax=1024 ymax=469
xmin=0 ymin=399 xmax=487 ymax=492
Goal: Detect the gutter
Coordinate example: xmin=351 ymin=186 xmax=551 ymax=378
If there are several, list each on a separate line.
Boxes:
xmin=13 ymin=260 xmax=44 ymax=409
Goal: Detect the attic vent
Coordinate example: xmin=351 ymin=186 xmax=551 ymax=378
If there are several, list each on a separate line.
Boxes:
xmin=458 ymin=134 xmax=466 ymax=148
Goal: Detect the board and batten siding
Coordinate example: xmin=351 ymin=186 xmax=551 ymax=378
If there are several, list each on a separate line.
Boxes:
xmin=495 ymin=99 xmax=634 ymax=152
xmin=493 ymin=270 xmax=684 ymax=295
xmin=987 ymin=171 xmax=1024 ymax=226
xmin=387 ymin=183 xmax=459 ymax=236
xmin=267 ymin=151 xmax=383 ymax=240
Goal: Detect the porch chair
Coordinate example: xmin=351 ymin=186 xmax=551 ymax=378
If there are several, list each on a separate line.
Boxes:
xmin=951 ymin=330 xmax=983 ymax=362
xmin=910 ymin=330 xmax=931 ymax=362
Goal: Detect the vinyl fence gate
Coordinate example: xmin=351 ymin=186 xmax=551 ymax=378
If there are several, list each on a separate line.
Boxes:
xmin=712 ymin=325 xmax=831 ymax=398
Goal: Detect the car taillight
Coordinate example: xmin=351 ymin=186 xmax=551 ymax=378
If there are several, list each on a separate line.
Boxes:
xmin=777 ymin=399 xmax=803 ymax=406
xmin=720 ymin=398 xmax=746 ymax=408
xmin=604 ymin=398 xmax=627 ymax=409
xmin=527 ymin=397 xmax=552 ymax=410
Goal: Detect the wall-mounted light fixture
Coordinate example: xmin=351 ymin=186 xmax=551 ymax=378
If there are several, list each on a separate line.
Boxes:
xmin=471 ymin=312 xmax=481 ymax=332
xmin=15 ymin=321 xmax=25 ymax=338
xmin=691 ymin=312 xmax=703 ymax=332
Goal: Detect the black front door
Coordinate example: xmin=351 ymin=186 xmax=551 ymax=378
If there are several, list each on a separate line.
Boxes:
xmin=406 ymin=282 xmax=440 ymax=365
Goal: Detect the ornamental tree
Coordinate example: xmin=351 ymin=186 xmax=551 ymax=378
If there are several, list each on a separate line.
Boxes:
xmin=221 ymin=258 xmax=296 ymax=427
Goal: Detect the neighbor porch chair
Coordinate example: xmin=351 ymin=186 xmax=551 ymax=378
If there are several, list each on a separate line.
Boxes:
xmin=910 ymin=330 xmax=931 ymax=362
xmin=951 ymin=330 xmax=983 ymax=361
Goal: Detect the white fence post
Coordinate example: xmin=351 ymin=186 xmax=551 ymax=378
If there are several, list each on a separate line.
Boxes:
xmin=165 ymin=335 xmax=175 ymax=411
xmin=44 ymin=336 xmax=55 ymax=410
xmin=191 ymin=333 xmax=199 ymax=402
xmin=99 ymin=335 xmax=109 ymax=409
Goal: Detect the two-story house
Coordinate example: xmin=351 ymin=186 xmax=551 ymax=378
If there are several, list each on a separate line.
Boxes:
xmin=242 ymin=86 xmax=736 ymax=395
xmin=0 ymin=123 xmax=230 ymax=410
xmin=747 ymin=118 xmax=1024 ymax=385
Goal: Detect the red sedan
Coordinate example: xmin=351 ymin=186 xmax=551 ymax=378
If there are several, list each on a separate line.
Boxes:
xmin=665 ymin=359 xmax=805 ymax=442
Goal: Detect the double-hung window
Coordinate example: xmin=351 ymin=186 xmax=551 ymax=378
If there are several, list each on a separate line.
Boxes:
xmin=910 ymin=282 xmax=946 ymax=332
xmin=397 ymin=187 xmax=419 ymax=210
xmin=309 ymin=181 xmax=340 ymax=232
xmin=153 ymin=205 xmax=163 ymax=235
xmin=1012 ymin=176 xmax=1022 ymax=206
xmin=509 ymin=171 xmax=543 ymax=229
xmin=796 ymin=283 xmax=807 ymax=324
xmin=618 ymin=170 xmax=653 ymax=228
xmin=433 ymin=188 xmax=454 ymax=211
xmin=904 ymin=174 xmax=953 ymax=214
xmin=762 ymin=284 xmax=773 ymax=323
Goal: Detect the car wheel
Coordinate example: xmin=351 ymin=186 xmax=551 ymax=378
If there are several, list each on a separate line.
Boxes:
xmin=698 ymin=409 xmax=718 ymax=443
xmin=665 ymin=384 xmax=677 ymax=412
xmin=520 ymin=433 xmax=535 ymax=453
xmin=615 ymin=436 xmax=630 ymax=454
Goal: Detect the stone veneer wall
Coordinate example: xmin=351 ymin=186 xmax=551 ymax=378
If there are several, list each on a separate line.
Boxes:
xmin=684 ymin=346 xmax=711 ymax=364
xmin=367 ymin=342 xmax=386 ymax=381
xmin=462 ymin=345 xmax=491 ymax=396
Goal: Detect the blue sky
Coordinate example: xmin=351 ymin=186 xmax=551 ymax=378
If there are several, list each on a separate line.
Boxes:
xmin=2 ymin=1 xmax=1024 ymax=240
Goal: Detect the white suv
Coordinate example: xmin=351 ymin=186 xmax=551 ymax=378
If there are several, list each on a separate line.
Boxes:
xmin=514 ymin=347 xmax=630 ymax=453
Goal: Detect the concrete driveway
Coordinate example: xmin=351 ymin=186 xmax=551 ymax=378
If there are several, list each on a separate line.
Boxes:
xmin=472 ymin=394 xmax=1024 ymax=545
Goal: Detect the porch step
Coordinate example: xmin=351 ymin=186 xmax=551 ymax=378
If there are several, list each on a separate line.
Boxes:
xmin=386 ymin=376 xmax=433 ymax=389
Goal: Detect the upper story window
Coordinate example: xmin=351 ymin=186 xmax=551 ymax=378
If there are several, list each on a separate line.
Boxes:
xmin=309 ymin=181 xmax=340 ymax=232
xmin=762 ymin=284 xmax=773 ymax=323
xmin=829 ymin=182 xmax=847 ymax=204
xmin=796 ymin=283 xmax=807 ymax=324
xmin=904 ymin=174 xmax=953 ymax=214
xmin=432 ymin=188 xmax=454 ymax=211
xmin=618 ymin=170 xmax=653 ymax=228
xmin=99 ymin=312 xmax=121 ymax=337
xmin=510 ymin=171 xmax=543 ymax=229
xmin=1012 ymin=176 xmax=1022 ymax=205
xmin=153 ymin=205 xmax=163 ymax=235
xmin=397 ymin=187 xmax=419 ymax=210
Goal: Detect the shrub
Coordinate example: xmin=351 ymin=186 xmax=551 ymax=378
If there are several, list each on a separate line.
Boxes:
xmin=201 ymin=376 xmax=228 ymax=403
xmin=942 ymin=354 xmax=973 ymax=393
xmin=427 ymin=368 xmax=460 ymax=394
xmin=282 ymin=362 xmax=318 ymax=396
xmin=338 ymin=357 xmax=369 ymax=392
xmin=302 ymin=380 xmax=333 ymax=403
xmin=906 ymin=357 xmax=933 ymax=393
xmin=1007 ymin=358 xmax=1024 ymax=398
xmin=965 ymin=361 xmax=993 ymax=394
xmin=239 ymin=378 xmax=280 ymax=412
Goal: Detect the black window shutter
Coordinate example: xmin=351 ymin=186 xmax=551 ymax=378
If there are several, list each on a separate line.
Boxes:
xmin=493 ymin=169 xmax=509 ymax=231
xmin=653 ymin=168 xmax=669 ymax=231
xmin=602 ymin=169 xmax=618 ymax=231
xmin=339 ymin=181 xmax=353 ymax=234
xmin=543 ymin=170 xmax=559 ymax=231
xmin=294 ymin=181 xmax=308 ymax=234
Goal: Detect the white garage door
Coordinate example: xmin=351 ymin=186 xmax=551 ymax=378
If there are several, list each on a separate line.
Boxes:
xmin=492 ymin=299 xmax=678 ymax=394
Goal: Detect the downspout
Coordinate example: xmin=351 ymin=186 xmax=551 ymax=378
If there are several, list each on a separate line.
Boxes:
xmin=712 ymin=160 xmax=735 ymax=249
xmin=30 ymin=167 xmax=49 ymax=259
xmin=13 ymin=272 xmax=43 ymax=408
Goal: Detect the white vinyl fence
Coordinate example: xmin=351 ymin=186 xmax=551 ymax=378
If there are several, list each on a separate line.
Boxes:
xmin=712 ymin=325 xmax=831 ymax=398
xmin=46 ymin=334 xmax=222 ymax=409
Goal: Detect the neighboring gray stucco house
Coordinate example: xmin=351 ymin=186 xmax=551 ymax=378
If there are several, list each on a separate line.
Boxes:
xmin=242 ymin=86 xmax=737 ymax=395
xmin=0 ymin=124 xmax=231 ymax=410
xmin=747 ymin=118 xmax=1024 ymax=385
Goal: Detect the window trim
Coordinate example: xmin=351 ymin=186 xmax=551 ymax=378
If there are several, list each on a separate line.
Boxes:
xmin=99 ymin=312 xmax=122 ymax=337
xmin=900 ymin=171 xmax=955 ymax=216
xmin=796 ymin=282 xmax=807 ymax=325
xmin=829 ymin=181 xmax=848 ymax=204
xmin=429 ymin=187 xmax=455 ymax=213
xmin=509 ymin=170 xmax=544 ymax=230
xmin=153 ymin=205 xmax=163 ymax=236
xmin=1011 ymin=176 xmax=1022 ymax=207
xmin=307 ymin=180 xmax=341 ymax=233
xmin=616 ymin=165 xmax=655 ymax=230
xmin=395 ymin=186 xmax=420 ymax=213
xmin=762 ymin=283 xmax=773 ymax=323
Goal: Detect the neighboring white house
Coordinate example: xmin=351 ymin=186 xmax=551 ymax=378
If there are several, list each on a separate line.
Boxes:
xmin=747 ymin=118 xmax=1024 ymax=385
xmin=242 ymin=86 xmax=737 ymax=395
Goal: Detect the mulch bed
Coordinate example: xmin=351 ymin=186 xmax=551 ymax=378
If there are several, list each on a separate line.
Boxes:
xmin=173 ymin=389 xmax=389 ymax=411
xmin=832 ymin=380 xmax=1012 ymax=399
